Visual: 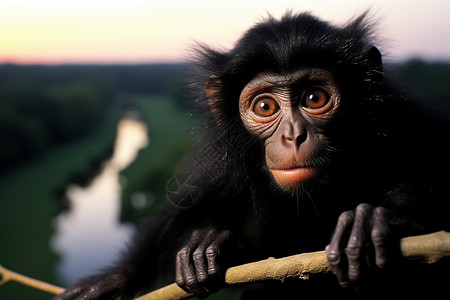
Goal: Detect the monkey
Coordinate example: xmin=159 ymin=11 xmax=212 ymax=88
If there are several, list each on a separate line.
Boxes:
xmin=55 ymin=12 xmax=450 ymax=300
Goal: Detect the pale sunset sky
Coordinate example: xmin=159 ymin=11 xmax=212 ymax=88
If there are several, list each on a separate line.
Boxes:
xmin=0 ymin=0 xmax=449 ymax=64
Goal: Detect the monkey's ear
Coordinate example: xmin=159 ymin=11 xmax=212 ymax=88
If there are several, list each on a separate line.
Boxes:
xmin=362 ymin=44 xmax=382 ymax=65
xmin=362 ymin=44 xmax=383 ymax=81
xmin=204 ymin=76 xmax=224 ymax=120
xmin=204 ymin=76 xmax=221 ymax=98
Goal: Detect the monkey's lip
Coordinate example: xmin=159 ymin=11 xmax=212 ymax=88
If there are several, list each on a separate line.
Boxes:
xmin=270 ymin=167 xmax=316 ymax=187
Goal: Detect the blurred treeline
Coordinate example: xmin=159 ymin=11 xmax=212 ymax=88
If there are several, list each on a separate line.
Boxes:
xmin=0 ymin=64 xmax=189 ymax=171
xmin=389 ymin=60 xmax=450 ymax=104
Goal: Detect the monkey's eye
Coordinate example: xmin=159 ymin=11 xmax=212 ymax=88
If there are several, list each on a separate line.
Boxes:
xmin=301 ymin=88 xmax=333 ymax=114
xmin=252 ymin=96 xmax=280 ymax=118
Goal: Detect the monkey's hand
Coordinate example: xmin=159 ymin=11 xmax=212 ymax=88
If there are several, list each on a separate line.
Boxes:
xmin=325 ymin=203 xmax=411 ymax=288
xmin=175 ymin=227 xmax=238 ymax=298
xmin=53 ymin=273 xmax=128 ymax=300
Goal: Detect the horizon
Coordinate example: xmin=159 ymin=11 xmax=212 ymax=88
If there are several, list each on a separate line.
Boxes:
xmin=1 ymin=0 xmax=449 ymax=65
xmin=1 ymin=57 xmax=448 ymax=67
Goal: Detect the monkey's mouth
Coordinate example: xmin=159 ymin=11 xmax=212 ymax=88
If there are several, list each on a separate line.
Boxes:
xmin=270 ymin=167 xmax=317 ymax=188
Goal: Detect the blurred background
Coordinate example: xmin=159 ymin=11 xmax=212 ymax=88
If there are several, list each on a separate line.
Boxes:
xmin=0 ymin=1 xmax=449 ymax=299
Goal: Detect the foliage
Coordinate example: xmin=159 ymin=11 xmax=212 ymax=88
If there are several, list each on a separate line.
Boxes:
xmin=388 ymin=59 xmax=450 ymax=104
xmin=0 ymin=80 xmax=112 ymax=169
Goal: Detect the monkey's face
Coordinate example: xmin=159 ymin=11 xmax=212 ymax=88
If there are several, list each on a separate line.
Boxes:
xmin=239 ymin=69 xmax=341 ymax=190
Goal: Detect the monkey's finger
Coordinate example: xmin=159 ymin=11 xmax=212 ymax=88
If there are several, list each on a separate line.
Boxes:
xmin=345 ymin=203 xmax=373 ymax=282
xmin=175 ymin=247 xmax=202 ymax=295
xmin=192 ymin=246 xmax=209 ymax=287
xmin=176 ymin=229 xmax=207 ymax=291
xmin=326 ymin=210 xmax=354 ymax=287
xmin=53 ymin=288 xmax=82 ymax=300
xmin=193 ymin=229 xmax=229 ymax=296
xmin=326 ymin=244 xmax=349 ymax=287
xmin=206 ymin=230 xmax=233 ymax=277
xmin=175 ymin=247 xmax=189 ymax=289
xmin=54 ymin=279 xmax=117 ymax=300
xmin=371 ymin=206 xmax=392 ymax=269
xmin=195 ymin=229 xmax=220 ymax=279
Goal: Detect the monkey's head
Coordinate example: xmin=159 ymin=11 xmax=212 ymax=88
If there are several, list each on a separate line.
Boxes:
xmin=199 ymin=12 xmax=383 ymax=192
xmin=237 ymin=69 xmax=340 ymax=189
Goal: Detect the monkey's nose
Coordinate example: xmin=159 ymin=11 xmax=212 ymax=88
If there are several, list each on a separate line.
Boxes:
xmin=282 ymin=123 xmax=306 ymax=150
xmin=284 ymin=134 xmax=307 ymax=149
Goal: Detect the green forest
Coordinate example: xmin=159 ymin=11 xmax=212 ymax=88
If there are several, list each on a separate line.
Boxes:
xmin=0 ymin=64 xmax=190 ymax=170
xmin=0 ymin=60 xmax=449 ymax=299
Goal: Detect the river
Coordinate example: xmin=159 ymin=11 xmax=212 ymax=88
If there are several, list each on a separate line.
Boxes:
xmin=51 ymin=113 xmax=149 ymax=285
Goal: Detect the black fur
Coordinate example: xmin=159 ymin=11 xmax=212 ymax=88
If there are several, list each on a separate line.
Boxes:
xmin=196 ymin=12 xmax=379 ymax=124
xmin=55 ymin=12 xmax=450 ymax=300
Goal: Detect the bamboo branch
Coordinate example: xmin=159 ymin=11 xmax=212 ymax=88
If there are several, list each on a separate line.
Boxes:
xmin=0 ymin=264 xmax=64 ymax=295
xmin=1 ymin=231 xmax=449 ymax=299
xmin=136 ymin=231 xmax=450 ymax=300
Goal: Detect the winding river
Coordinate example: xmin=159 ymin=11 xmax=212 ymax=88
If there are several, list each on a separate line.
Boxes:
xmin=52 ymin=113 xmax=149 ymax=285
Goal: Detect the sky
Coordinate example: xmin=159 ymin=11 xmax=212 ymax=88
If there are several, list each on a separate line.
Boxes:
xmin=0 ymin=0 xmax=449 ymax=64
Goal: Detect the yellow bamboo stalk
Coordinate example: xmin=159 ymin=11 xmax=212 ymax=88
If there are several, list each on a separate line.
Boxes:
xmin=136 ymin=231 xmax=450 ymax=300
xmin=0 ymin=264 xmax=64 ymax=295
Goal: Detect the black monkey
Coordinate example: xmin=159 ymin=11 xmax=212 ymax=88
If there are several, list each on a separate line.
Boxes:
xmin=55 ymin=12 xmax=450 ymax=300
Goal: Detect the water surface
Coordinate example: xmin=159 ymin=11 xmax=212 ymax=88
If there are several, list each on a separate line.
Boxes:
xmin=52 ymin=116 xmax=148 ymax=285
